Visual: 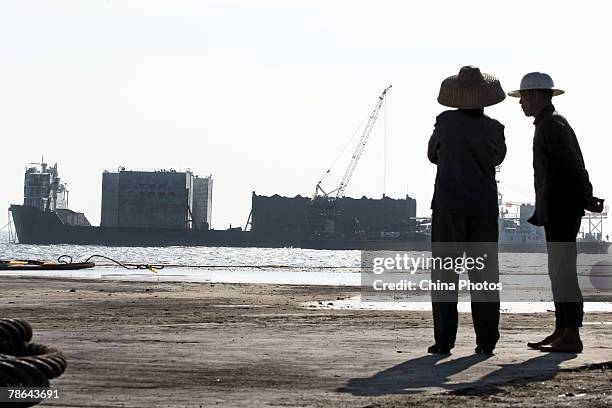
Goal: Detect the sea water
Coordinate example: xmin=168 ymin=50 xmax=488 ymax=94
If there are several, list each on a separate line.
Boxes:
xmin=1 ymin=232 xmax=611 ymax=312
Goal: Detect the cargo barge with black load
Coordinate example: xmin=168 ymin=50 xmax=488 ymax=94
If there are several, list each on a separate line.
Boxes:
xmin=9 ymin=161 xmax=426 ymax=250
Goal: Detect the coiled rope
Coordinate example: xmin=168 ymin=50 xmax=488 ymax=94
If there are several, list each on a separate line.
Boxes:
xmin=0 ymin=318 xmax=67 ymax=407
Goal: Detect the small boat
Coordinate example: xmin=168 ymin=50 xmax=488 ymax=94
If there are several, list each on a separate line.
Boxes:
xmin=0 ymin=259 xmax=95 ymax=270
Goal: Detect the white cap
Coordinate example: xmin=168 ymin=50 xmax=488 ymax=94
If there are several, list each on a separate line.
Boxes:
xmin=507 ymin=72 xmax=565 ymax=97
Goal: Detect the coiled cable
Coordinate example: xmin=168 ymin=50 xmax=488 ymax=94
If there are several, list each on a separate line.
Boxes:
xmin=0 ymin=318 xmax=67 ymax=407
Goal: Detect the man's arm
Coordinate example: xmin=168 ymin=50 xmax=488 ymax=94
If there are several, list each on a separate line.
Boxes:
xmin=494 ymin=125 xmax=507 ymax=166
xmin=427 ymin=120 xmax=442 ymax=164
xmin=542 ymin=118 xmax=593 ymax=204
xmin=542 ymin=120 xmax=584 ymax=171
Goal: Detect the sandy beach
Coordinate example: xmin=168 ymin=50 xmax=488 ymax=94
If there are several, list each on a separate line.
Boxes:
xmin=2 ymin=276 xmax=612 ymax=407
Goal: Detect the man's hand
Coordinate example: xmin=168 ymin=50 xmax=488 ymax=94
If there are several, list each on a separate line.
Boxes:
xmin=586 ymin=196 xmax=605 ymax=213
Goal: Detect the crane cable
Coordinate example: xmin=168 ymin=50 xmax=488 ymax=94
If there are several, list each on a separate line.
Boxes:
xmin=335 ymin=85 xmax=391 ymax=200
xmin=383 ymin=89 xmax=388 ymax=197
xmin=316 ymin=99 xmax=378 ymax=190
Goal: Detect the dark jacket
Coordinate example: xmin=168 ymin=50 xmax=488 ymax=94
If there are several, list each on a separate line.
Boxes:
xmin=528 ymin=104 xmax=592 ymax=226
xmin=428 ymin=109 xmax=506 ymax=218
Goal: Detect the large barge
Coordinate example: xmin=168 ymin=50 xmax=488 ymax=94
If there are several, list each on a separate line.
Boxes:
xmin=9 ymin=161 xmax=427 ymax=251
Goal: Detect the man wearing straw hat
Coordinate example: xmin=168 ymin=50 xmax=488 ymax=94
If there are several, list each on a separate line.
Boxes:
xmin=508 ymin=72 xmax=603 ymax=353
xmin=427 ymin=66 xmax=506 ymax=355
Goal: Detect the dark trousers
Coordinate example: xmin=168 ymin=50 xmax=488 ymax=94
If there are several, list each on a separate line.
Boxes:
xmin=431 ymin=211 xmax=500 ymax=349
xmin=544 ymin=217 xmax=584 ymax=328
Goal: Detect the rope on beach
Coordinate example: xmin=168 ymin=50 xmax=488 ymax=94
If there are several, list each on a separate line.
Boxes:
xmin=58 ymin=254 xmax=164 ymax=273
xmin=0 ymin=318 xmax=67 ymax=407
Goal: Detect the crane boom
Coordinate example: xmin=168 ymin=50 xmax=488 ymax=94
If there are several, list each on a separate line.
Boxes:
xmin=310 ymin=85 xmax=391 ymax=235
xmin=334 ymin=85 xmax=391 ymax=200
xmin=314 ymin=85 xmax=391 ymax=200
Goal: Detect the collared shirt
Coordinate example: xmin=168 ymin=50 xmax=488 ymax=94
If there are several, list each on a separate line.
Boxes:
xmin=428 ymin=109 xmax=506 ymax=218
xmin=528 ymin=104 xmax=591 ymax=226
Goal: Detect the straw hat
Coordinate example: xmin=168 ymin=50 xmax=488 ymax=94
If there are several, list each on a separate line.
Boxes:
xmin=507 ymin=72 xmax=564 ymax=97
xmin=437 ymin=66 xmax=506 ymax=109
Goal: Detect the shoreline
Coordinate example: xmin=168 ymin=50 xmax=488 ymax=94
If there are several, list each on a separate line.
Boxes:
xmin=2 ymin=276 xmax=611 ymax=407
xmin=4 ymin=272 xmax=612 ymax=313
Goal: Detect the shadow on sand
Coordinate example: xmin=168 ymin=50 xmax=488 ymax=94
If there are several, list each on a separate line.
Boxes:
xmin=338 ymin=352 xmax=578 ymax=396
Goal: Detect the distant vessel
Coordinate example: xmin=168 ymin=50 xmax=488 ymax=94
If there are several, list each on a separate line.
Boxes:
xmin=498 ymin=201 xmax=610 ymax=254
xmin=9 ymin=86 xmax=433 ymax=251
xmin=8 ymin=161 xmax=427 ymax=250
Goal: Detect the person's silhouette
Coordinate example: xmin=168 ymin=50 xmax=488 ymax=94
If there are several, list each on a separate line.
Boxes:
xmin=427 ymin=66 xmax=506 ymax=355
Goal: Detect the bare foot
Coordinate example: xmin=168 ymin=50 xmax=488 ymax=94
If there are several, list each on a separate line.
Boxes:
xmin=539 ymin=336 xmax=583 ymax=353
xmin=527 ymin=329 xmax=563 ymax=350
xmin=540 ymin=328 xmax=583 ymax=353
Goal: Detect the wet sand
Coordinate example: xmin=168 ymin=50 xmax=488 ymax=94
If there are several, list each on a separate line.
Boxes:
xmin=1 ymin=276 xmax=611 ymax=407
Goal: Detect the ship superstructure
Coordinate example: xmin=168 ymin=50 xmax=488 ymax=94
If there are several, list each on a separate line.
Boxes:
xmin=24 ymin=161 xmax=68 ymax=212
xmin=22 ymin=160 xmax=90 ymax=227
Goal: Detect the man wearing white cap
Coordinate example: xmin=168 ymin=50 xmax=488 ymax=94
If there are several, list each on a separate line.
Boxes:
xmin=427 ymin=66 xmax=506 ymax=355
xmin=509 ymin=72 xmax=603 ymax=353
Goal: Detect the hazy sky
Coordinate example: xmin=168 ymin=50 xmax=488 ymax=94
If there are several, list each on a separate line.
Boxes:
xmin=1 ymin=1 xmax=610 ymax=235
